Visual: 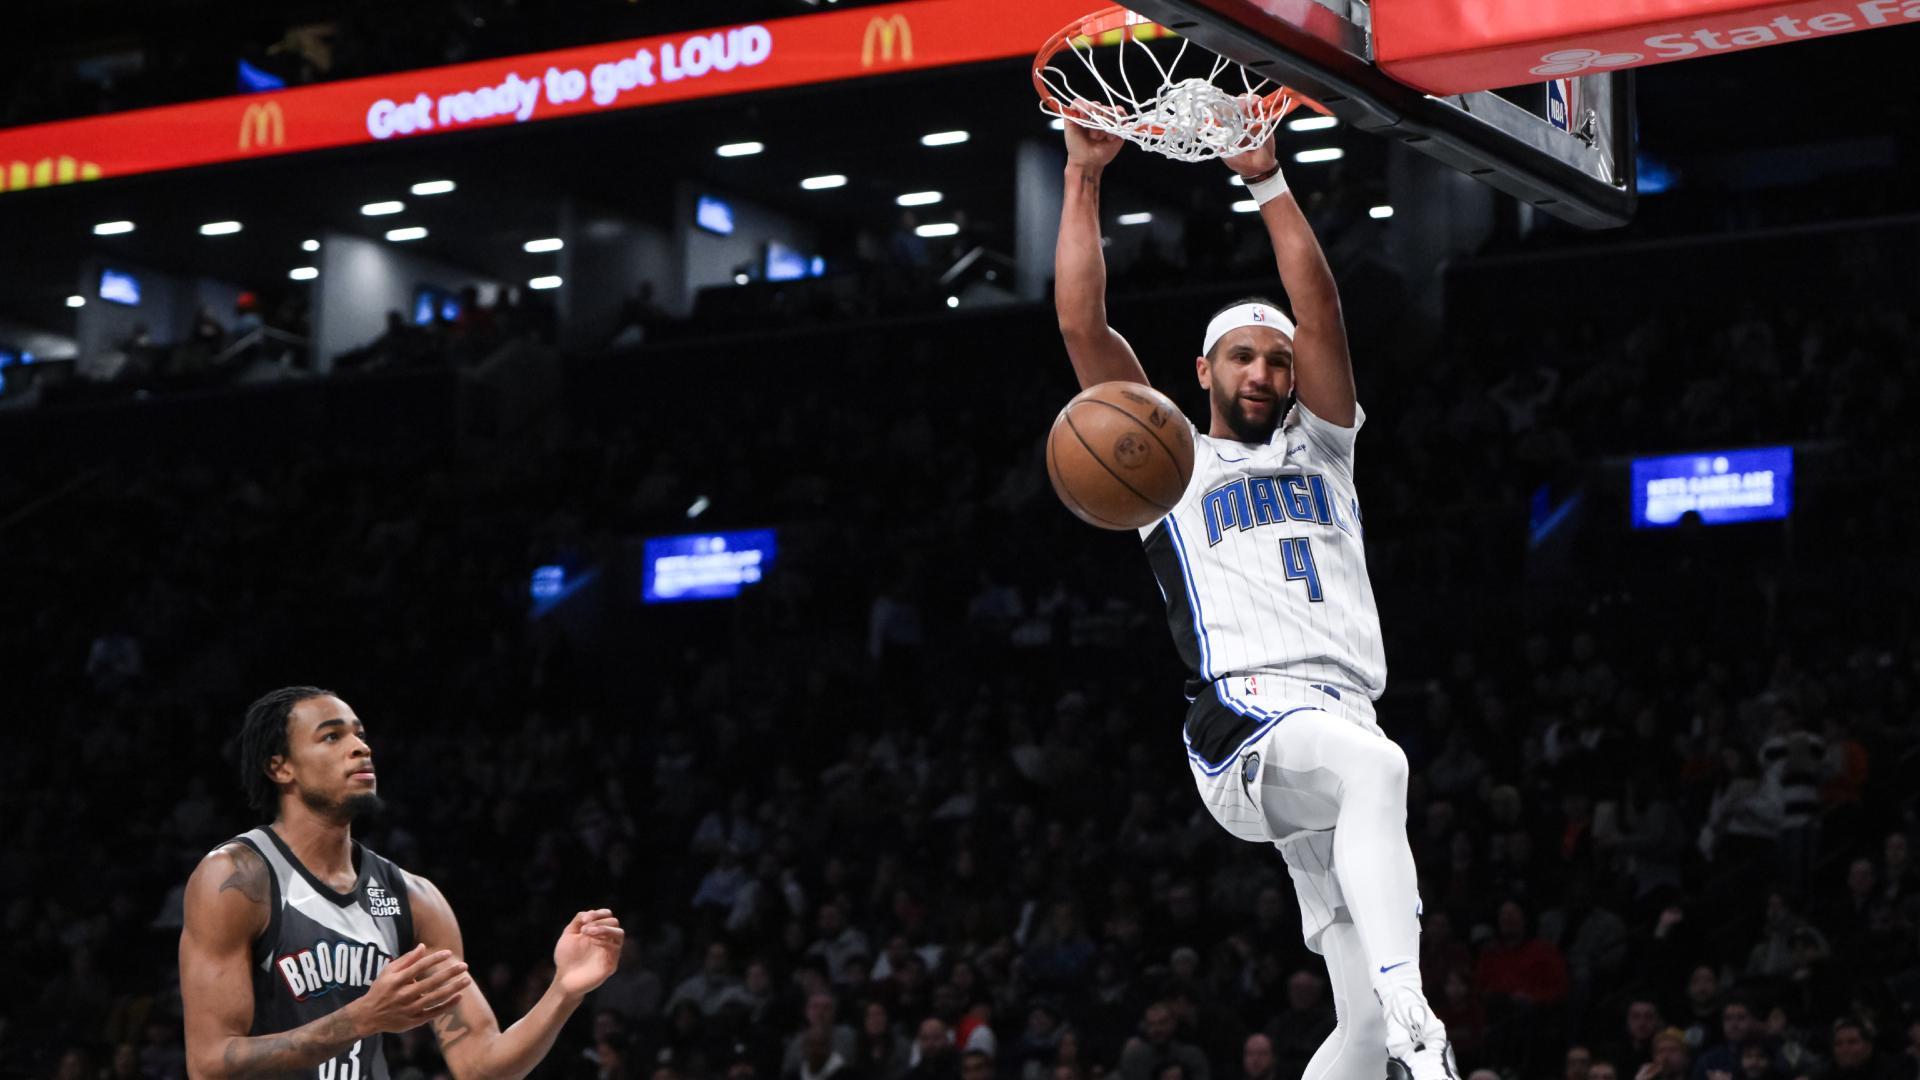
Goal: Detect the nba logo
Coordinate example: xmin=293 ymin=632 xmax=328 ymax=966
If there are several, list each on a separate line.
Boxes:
xmin=1252 ymin=309 xmax=1266 ymax=323
xmin=1547 ymin=78 xmax=1572 ymax=132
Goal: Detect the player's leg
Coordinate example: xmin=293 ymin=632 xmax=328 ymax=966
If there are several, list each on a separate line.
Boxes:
xmin=1302 ymin=920 xmax=1390 ymax=1080
xmin=1250 ymin=705 xmax=1452 ymax=1077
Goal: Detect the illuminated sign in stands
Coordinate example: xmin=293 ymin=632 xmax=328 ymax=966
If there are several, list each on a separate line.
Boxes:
xmin=695 ymin=195 xmax=735 ymax=236
xmin=0 ymin=0 xmax=1090 ymax=196
xmin=99 ymin=268 xmax=141 ymax=306
xmin=643 ymin=529 xmax=776 ymax=604
xmin=1630 ymin=446 xmax=1794 ymax=529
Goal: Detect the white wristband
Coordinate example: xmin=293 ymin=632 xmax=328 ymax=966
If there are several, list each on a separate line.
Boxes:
xmin=1246 ymin=167 xmax=1290 ymax=206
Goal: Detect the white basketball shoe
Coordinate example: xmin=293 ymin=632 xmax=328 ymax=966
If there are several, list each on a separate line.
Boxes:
xmin=1380 ymin=985 xmax=1458 ymax=1080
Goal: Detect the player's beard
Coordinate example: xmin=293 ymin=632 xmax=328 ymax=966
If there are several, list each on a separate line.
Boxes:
xmin=301 ymin=785 xmax=386 ymax=825
xmin=1217 ymin=382 xmax=1281 ymax=443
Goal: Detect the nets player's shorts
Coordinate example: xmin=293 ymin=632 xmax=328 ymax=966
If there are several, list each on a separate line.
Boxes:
xmin=1183 ymin=672 xmax=1417 ymax=954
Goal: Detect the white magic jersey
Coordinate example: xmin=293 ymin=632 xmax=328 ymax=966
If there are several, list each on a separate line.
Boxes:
xmin=1140 ymin=398 xmax=1386 ymax=700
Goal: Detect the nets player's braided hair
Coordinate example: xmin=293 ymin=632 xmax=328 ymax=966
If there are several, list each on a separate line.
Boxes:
xmin=239 ymin=686 xmax=334 ymax=820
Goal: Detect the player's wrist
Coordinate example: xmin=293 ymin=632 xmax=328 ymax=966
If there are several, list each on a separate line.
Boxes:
xmin=1244 ymin=161 xmax=1289 ymax=206
xmin=544 ymin=976 xmax=589 ymax=1010
xmin=339 ymin=999 xmax=377 ymax=1040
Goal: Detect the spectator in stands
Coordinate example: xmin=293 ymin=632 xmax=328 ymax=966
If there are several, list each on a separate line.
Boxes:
xmin=857 ymin=1001 xmax=912 ymax=1080
xmin=1433 ymin=968 xmax=1487 ymax=1062
xmin=1238 ymin=1034 xmax=1276 ymax=1080
xmin=1639 ymin=1030 xmax=1693 ymax=1080
xmin=1121 ymin=1003 xmax=1210 ymax=1080
xmin=788 ymin=1028 xmax=855 ymax=1080
xmin=668 ymin=942 xmax=745 ymax=1017
xmin=907 ymin=1019 xmax=957 ymax=1080
xmin=1265 ymin=973 xmax=1333 ymax=1080
xmin=809 ymin=903 xmax=872 ymax=984
xmin=1691 ymin=1000 xmax=1759 ymax=1080
xmin=1830 ymin=1019 xmax=1897 ymax=1080
xmin=1747 ymin=894 xmax=1831 ymax=980
xmin=1699 ymin=747 xmax=1784 ymax=866
xmin=785 ymin=991 xmax=859 ymax=1077
xmin=1013 ymin=1002 xmax=1069 ymax=1080
xmin=959 ymin=1050 xmax=994 ymax=1080
xmin=1026 ymin=901 xmax=1098 ymax=990
xmin=1476 ymin=899 xmax=1571 ymax=1008
xmin=1612 ymin=1000 xmax=1666 ymax=1073
xmin=1736 ymin=1038 xmax=1779 ymax=1080
xmin=1679 ymin=967 xmax=1724 ymax=1051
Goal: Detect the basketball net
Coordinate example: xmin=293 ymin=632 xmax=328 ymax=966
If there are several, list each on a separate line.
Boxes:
xmin=1033 ymin=7 xmax=1328 ymax=163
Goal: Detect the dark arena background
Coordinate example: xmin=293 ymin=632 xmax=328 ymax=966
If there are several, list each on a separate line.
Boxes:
xmin=3 ymin=3 xmax=1919 ymax=1080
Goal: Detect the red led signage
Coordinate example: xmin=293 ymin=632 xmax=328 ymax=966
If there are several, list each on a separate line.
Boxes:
xmin=0 ymin=0 xmax=1089 ymax=196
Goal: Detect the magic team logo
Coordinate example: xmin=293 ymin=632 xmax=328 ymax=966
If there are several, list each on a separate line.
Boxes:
xmin=366 ymin=883 xmax=401 ymax=917
xmin=277 ymin=941 xmax=392 ymax=1001
xmin=1201 ymin=472 xmax=1350 ymax=545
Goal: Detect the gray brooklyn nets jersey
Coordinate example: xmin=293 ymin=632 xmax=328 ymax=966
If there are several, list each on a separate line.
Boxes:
xmin=1141 ymin=398 xmax=1386 ymax=727
xmin=227 ymin=826 xmax=416 ymax=1080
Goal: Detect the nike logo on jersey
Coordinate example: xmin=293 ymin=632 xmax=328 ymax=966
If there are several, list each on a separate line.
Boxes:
xmin=1202 ymin=473 xmax=1338 ymax=545
xmin=1214 ymin=451 xmax=1248 ymax=463
xmin=1379 ymin=961 xmax=1411 ymax=974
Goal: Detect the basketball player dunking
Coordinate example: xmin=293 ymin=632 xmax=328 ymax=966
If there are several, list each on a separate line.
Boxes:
xmin=1053 ymin=122 xmax=1455 ymax=1080
xmin=180 ymin=687 xmax=623 ymax=1080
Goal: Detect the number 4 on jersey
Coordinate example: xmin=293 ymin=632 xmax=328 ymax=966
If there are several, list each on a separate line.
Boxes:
xmin=1279 ymin=538 xmax=1323 ymax=601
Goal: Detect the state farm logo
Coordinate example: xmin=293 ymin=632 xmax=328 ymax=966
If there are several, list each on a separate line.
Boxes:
xmin=1530 ymin=47 xmax=1643 ymax=76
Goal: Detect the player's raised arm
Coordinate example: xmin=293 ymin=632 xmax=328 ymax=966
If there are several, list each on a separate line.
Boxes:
xmin=1055 ymin=111 xmax=1150 ymax=390
xmin=1222 ymin=132 xmax=1356 ymax=427
xmin=408 ymin=872 xmax=624 ymax=1080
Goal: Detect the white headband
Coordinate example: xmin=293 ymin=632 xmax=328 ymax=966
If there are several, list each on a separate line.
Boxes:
xmin=1202 ymin=303 xmax=1295 ymax=356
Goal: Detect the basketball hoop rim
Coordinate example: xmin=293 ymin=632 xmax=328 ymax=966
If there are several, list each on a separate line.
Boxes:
xmin=1031 ymin=5 xmax=1332 ymax=129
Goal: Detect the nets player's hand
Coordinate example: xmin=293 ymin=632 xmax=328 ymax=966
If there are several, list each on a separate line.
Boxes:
xmin=553 ymin=909 xmax=623 ymax=996
xmin=355 ymin=944 xmax=471 ymax=1033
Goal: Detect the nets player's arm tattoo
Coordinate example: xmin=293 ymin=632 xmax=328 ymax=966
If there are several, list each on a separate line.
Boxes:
xmin=219 ymin=1009 xmax=362 ymax=1079
xmin=215 ymin=842 xmax=270 ymax=904
xmin=430 ymin=1001 xmax=473 ymax=1050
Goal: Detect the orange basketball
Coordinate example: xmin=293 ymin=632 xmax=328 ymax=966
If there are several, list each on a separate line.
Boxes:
xmin=1046 ymin=381 xmax=1195 ymax=530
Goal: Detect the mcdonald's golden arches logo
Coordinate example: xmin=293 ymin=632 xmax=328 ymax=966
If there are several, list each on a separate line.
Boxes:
xmin=861 ymin=14 xmax=912 ymax=67
xmin=0 ymin=156 xmax=103 ymax=194
xmin=240 ymin=101 xmax=286 ymax=150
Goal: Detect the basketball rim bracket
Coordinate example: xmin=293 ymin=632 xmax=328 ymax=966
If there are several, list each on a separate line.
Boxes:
xmin=1123 ymin=0 xmax=1636 ymax=228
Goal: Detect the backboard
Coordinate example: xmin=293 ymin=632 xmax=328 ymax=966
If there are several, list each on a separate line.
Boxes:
xmin=1119 ymin=0 xmax=1637 ymax=228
